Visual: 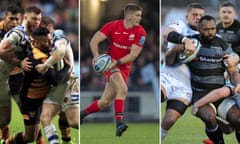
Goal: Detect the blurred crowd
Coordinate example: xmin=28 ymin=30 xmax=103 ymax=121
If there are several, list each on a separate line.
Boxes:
xmin=80 ymin=2 xmax=159 ymax=91
xmin=0 ymin=0 xmax=79 ymax=61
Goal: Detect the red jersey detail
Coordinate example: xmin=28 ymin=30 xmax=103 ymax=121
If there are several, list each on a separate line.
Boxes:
xmin=100 ymin=20 xmax=146 ymax=70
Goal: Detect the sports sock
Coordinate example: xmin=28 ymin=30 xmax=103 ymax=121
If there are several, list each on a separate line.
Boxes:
xmin=114 ymin=99 xmax=125 ymax=123
xmin=44 ymin=124 xmax=59 ymax=144
xmin=1 ymin=126 xmax=9 ymax=140
xmin=83 ymin=100 xmax=100 ymax=116
xmin=59 ymin=116 xmax=71 ymax=142
xmin=235 ymin=131 xmax=240 ymax=142
xmin=161 ymin=127 xmax=168 ymax=141
xmin=206 ymin=125 xmax=225 ymax=144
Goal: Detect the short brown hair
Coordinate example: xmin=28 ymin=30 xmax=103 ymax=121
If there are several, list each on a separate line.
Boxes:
xmin=41 ymin=16 xmax=55 ymax=27
xmin=124 ymin=3 xmax=142 ymax=16
xmin=186 ymin=3 xmax=204 ymax=13
xmin=25 ymin=6 xmax=42 ymax=14
xmin=220 ymin=1 xmax=235 ymax=9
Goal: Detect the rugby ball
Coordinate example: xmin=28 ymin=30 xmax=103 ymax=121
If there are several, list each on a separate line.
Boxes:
xmin=177 ymin=38 xmax=201 ymax=63
xmin=93 ymin=54 xmax=111 ymax=73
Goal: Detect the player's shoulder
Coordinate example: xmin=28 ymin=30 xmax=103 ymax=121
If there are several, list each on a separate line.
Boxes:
xmin=53 ymin=29 xmax=68 ymax=40
xmin=169 ymin=20 xmax=186 ymax=27
xmin=233 ymin=19 xmax=240 ymax=27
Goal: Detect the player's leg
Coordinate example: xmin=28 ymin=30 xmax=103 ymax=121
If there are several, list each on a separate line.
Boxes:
xmin=108 ymin=71 xmax=128 ymax=136
xmin=36 ymin=130 xmax=45 ymax=144
xmin=161 ymin=99 xmax=188 ymax=140
xmin=0 ymin=98 xmax=11 ymax=140
xmin=5 ymin=99 xmax=42 ymax=143
xmin=160 ymin=72 xmax=191 ymax=140
xmin=80 ymin=82 xmax=116 ymax=121
xmin=196 ymin=103 xmax=224 ymax=144
xmin=58 ymin=112 xmax=73 ymax=144
xmin=226 ymin=97 xmax=240 ymax=143
xmin=41 ymin=102 xmax=61 ymax=144
xmin=64 ymin=76 xmax=79 ymax=129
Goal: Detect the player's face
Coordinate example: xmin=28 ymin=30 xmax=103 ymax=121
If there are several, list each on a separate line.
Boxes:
xmin=186 ymin=8 xmax=204 ymax=28
xmin=129 ymin=10 xmax=142 ymax=26
xmin=4 ymin=12 xmax=22 ymax=31
xmin=199 ymin=20 xmax=216 ymax=41
xmin=37 ymin=34 xmax=52 ymax=52
xmin=219 ymin=6 xmax=235 ymax=25
xmin=26 ymin=12 xmax=42 ymax=33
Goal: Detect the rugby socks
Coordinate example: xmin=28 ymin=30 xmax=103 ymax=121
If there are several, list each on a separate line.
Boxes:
xmin=82 ymin=100 xmax=100 ymax=116
xmin=114 ymin=99 xmax=125 ymax=125
xmin=205 ymin=125 xmax=225 ymax=144
xmin=161 ymin=127 xmax=168 ymax=141
xmin=44 ymin=124 xmax=59 ymax=144
xmin=235 ymin=131 xmax=240 ymax=142
xmin=59 ymin=117 xmax=71 ymax=142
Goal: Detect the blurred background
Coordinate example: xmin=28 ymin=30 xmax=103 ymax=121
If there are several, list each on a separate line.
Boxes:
xmin=80 ymin=0 xmax=159 ymax=122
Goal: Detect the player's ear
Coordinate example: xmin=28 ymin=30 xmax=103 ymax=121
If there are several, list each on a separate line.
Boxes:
xmin=32 ymin=40 xmax=40 ymax=47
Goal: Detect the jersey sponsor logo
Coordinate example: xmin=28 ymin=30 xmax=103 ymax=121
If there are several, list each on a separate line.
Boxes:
xmin=114 ymin=32 xmax=121 ymax=35
xmin=139 ymin=36 xmax=146 ymax=46
xmin=199 ymin=56 xmax=222 ymax=63
xmin=113 ymin=42 xmax=128 ymax=49
xmin=129 ymin=34 xmax=135 ymax=40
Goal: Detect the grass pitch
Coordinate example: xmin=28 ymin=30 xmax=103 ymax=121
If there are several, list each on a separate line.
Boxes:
xmin=161 ymin=103 xmax=237 ymax=144
xmin=81 ymin=122 xmax=159 ymax=144
xmin=9 ymin=99 xmax=79 ymax=144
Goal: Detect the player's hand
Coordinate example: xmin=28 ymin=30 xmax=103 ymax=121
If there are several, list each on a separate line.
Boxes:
xmin=104 ymin=59 xmax=117 ymax=72
xmin=35 ymin=64 xmax=49 ymax=74
xmin=183 ymin=38 xmax=195 ymax=56
xmin=20 ymin=57 xmax=32 ymax=72
xmin=234 ymin=84 xmax=240 ymax=94
xmin=223 ymin=54 xmax=239 ymax=67
xmin=191 ymin=104 xmax=199 ymax=116
xmin=92 ymin=55 xmax=99 ymax=68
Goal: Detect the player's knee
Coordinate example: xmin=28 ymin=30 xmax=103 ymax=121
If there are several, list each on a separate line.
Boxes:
xmin=227 ymin=106 xmax=240 ymax=128
xmin=99 ymin=99 xmax=112 ymax=109
xmin=117 ymin=85 xmax=128 ymax=97
xmin=40 ymin=113 xmax=52 ymax=125
xmin=166 ymin=100 xmax=187 ymax=115
xmin=68 ymin=119 xmax=79 ymax=129
xmin=198 ymin=108 xmax=216 ymax=125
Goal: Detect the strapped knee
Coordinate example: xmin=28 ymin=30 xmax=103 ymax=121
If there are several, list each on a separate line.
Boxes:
xmin=166 ymin=100 xmax=187 ymax=115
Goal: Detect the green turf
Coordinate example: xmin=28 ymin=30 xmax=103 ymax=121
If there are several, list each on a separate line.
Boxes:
xmin=10 ymin=99 xmax=79 ymax=144
xmin=81 ymin=122 xmax=159 ymax=144
xmin=161 ymin=103 xmax=237 ymax=144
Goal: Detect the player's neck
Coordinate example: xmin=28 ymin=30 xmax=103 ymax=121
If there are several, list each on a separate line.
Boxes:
xmin=222 ymin=20 xmax=234 ymax=28
xmin=124 ymin=20 xmax=134 ymax=29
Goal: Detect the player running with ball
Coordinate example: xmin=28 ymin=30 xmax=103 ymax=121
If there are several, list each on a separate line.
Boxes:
xmin=80 ymin=3 xmax=146 ymax=137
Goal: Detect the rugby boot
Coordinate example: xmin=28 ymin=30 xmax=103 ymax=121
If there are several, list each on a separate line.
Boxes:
xmin=116 ymin=123 xmax=128 ymax=137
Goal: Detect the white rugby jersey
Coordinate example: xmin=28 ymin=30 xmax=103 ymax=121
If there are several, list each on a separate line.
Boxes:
xmin=162 ymin=20 xmax=198 ymax=86
xmin=52 ymin=29 xmax=75 ymax=73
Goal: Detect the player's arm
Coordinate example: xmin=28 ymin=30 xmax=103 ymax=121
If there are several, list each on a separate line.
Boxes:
xmin=107 ymin=44 xmax=143 ymax=70
xmin=36 ymin=38 xmax=68 ymax=74
xmin=165 ymin=44 xmax=184 ymax=65
xmin=192 ymin=86 xmax=231 ymax=115
xmin=0 ymin=33 xmax=32 ymax=71
xmin=90 ymin=31 xmax=107 ymax=59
